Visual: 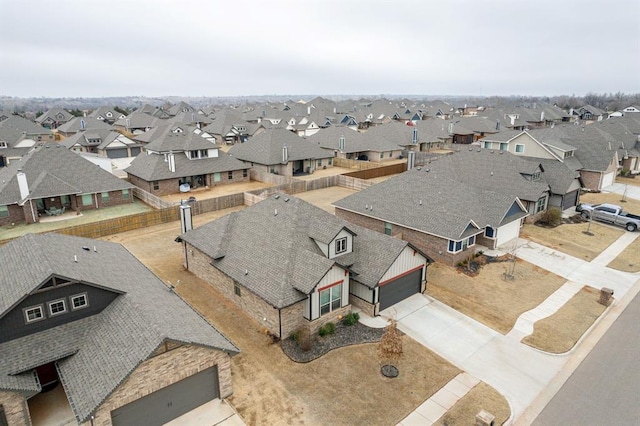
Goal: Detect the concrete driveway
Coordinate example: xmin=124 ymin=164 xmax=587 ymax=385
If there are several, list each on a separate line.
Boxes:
xmin=384 ymin=230 xmax=640 ymax=424
xmin=603 ymin=182 xmax=640 ymax=200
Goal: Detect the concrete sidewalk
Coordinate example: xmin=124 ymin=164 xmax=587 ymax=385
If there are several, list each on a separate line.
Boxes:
xmin=590 ymin=231 xmax=639 ymax=266
xmin=603 ymin=182 xmax=640 ymax=200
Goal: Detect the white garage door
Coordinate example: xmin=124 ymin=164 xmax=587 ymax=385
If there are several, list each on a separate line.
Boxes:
xmin=601 ymin=172 xmax=615 ymax=189
xmin=496 ymin=219 xmax=522 ymax=248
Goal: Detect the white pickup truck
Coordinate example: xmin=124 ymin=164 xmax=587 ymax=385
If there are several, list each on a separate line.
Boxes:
xmin=577 ymin=203 xmax=640 ymax=232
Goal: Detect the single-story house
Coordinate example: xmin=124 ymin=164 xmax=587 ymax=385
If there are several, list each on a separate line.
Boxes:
xmin=0 ymin=115 xmax=55 ymax=167
xmin=0 ymin=233 xmax=238 ymax=426
xmin=88 ymin=107 xmax=127 ymax=125
xmin=56 ymin=117 xmax=114 ymax=137
xmin=0 ymin=144 xmax=134 ymax=226
xmin=59 ymin=129 xmax=143 ymax=158
xmin=334 ymin=165 xmax=530 ymax=266
xmin=177 ymin=195 xmax=431 ymax=336
xmin=228 ymin=128 xmax=334 ymax=176
xmin=126 ymin=126 xmax=249 ymax=196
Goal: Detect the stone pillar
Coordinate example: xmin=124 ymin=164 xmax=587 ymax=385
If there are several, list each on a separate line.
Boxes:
xmin=476 ymin=410 xmax=495 ymax=426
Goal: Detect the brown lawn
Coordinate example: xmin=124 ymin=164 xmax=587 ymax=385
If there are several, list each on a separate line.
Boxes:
xmin=436 ymin=382 xmax=511 ymax=426
xmin=103 ymin=212 xmax=463 ymax=426
xmin=522 ymin=286 xmax=607 ymax=354
xmin=608 ymin=236 xmax=640 ymax=272
xmin=615 ymin=176 xmax=640 ymax=187
xmin=580 ymin=191 xmax=640 ymax=214
xmin=426 ymin=261 xmax=566 ymax=334
xmin=520 ymin=221 xmax=624 ymax=261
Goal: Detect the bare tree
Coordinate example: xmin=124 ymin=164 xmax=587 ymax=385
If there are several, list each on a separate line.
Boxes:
xmin=378 ymin=320 xmax=404 ymax=377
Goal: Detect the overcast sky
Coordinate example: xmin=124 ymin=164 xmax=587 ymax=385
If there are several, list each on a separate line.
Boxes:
xmin=1 ymin=0 xmax=638 ymax=98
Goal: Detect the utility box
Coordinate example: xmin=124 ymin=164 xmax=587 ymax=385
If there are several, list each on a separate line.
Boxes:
xmin=599 ymin=287 xmax=614 ymax=306
xmin=475 ymin=410 xmax=495 ymax=426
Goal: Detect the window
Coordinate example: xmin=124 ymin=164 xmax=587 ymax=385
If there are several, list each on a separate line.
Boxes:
xmin=234 ymin=283 xmax=241 ymax=297
xmin=48 ymin=299 xmax=66 ymax=316
xmin=319 ymin=283 xmax=342 ymax=316
xmin=515 ymin=144 xmax=525 ymax=153
xmin=0 ymin=141 xmax=7 ymax=148
xmin=317 ymin=160 xmax=322 ymax=167
xmin=380 ymin=152 xmax=385 ymax=159
xmin=81 ymin=194 xmax=93 ymax=206
xmin=101 ymin=192 xmax=109 ymax=203
xmin=335 ymin=237 xmax=347 ymax=254
xmin=536 ymin=196 xmax=546 ymax=213
xmin=24 ymin=305 xmax=44 ymax=323
xmin=71 ymin=293 xmax=88 ymax=310
xmin=228 ymin=171 xmax=233 ymax=180
xmin=485 ymin=226 xmax=495 ymax=238
xmin=122 ymin=189 xmax=130 ymax=199
xmin=328 ymin=158 xmax=333 ymax=166
xmin=0 ymin=205 xmax=8 ymax=218
xmin=483 ymin=141 xmax=491 ymax=149
xmin=243 ymin=169 xmax=248 ymax=178
xmin=500 ymin=143 xmax=508 ymax=151
xmin=384 ymin=222 xmax=392 ymax=235
xmin=532 ymin=172 xmax=541 ymax=181
xmin=448 ymin=236 xmax=475 ymax=253
xmin=153 ymin=181 xmax=160 ymax=191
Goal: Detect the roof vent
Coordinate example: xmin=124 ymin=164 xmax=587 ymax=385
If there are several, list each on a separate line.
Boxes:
xmin=74 ymin=255 xmax=78 ymax=263
xmin=274 ymin=209 xmax=278 ymax=216
xmin=490 ymin=150 xmax=494 ymax=154
xmin=499 ymin=151 xmax=504 ymax=154
xmin=490 ymin=171 xmax=494 ymax=176
xmin=82 ymin=246 xmax=90 ymax=251
xmin=284 ymin=197 xmax=289 ymax=202
xmin=274 ymin=194 xmax=280 ymax=199
xmin=419 ymin=200 xmax=423 ymax=205
xmin=469 ymin=148 xmax=473 ymax=151
xmin=244 ymin=269 xmax=248 ymax=275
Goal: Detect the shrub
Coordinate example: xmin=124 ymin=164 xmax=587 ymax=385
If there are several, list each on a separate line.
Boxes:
xmin=342 ymin=312 xmax=360 ymax=326
xmin=292 ymin=327 xmax=312 ymax=351
xmin=538 ymin=207 xmax=562 ymax=226
xmin=318 ymin=322 xmax=336 ymax=337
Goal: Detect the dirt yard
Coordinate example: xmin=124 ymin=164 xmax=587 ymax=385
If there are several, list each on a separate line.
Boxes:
xmin=521 ymin=221 xmax=624 ymax=261
xmin=522 ymin=286 xmax=607 ymax=354
xmin=426 ymin=260 xmax=566 ymax=334
xmin=294 ymin=187 xmax=358 ymax=213
xmin=104 ymin=212 xmax=465 ymax=425
xmin=608 ymin=236 xmax=640 ymax=272
xmin=436 ymin=382 xmax=511 ymax=426
xmin=162 ymin=181 xmax=274 ymax=203
xmin=616 ymin=176 xmax=640 ymax=187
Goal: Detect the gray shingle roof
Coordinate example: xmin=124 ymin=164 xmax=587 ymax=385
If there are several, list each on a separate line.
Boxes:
xmin=228 ymin=128 xmax=332 ymax=165
xmin=0 ymin=144 xmax=133 ymax=205
xmin=334 ymin=157 xmax=530 ymax=241
xmin=0 ymin=115 xmax=53 ymax=144
xmin=56 ymin=117 xmax=113 ymax=134
xmin=125 ymin=149 xmax=247 ymax=181
xmin=143 ymin=127 xmax=217 ymax=152
xmin=180 ymin=195 xmax=419 ymax=304
xmin=0 ymin=233 xmax=238 ymax=423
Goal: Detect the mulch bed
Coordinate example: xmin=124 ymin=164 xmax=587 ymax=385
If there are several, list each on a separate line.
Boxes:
xmin=281 ymin=322 xmax=386 ymax=363
xmin=535 ymin=214 xmax=585 ymax=229
xmin=456 ymin=254 xmax=513 ymax=277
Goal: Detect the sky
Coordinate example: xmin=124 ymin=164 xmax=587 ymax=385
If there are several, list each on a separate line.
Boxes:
xmin=1 ymin=0 xmax=639 ymax=98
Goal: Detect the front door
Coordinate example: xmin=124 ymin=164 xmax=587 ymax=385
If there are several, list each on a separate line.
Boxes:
xmin=213 ymin=172 xmax=221 ymax=182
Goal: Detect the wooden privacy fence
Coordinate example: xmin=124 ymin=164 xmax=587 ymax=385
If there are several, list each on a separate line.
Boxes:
xmin=343 ymin=162 xmax=406 ymax=179
xmin=333 ymin=157 xmax=386 ymax=170
xmin=337 ymin=175 xmax=374 ymax=191
xmin=133 ymin=187 xmax=176 ymax=209
xmin=188 ymin=193 xmax=245 ymax=215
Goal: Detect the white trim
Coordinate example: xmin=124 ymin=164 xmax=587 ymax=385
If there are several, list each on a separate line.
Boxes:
xmin=48 ymin=299 xmax=67 ymax=316
xmin=70 ymin=293 xmax=88 ymax=310
xmin=24 ymin=305 xmax=45 ymax=323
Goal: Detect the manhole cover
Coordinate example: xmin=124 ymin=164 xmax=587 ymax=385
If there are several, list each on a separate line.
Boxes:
xmin=381 ymin=365 xmax=399 ymax=378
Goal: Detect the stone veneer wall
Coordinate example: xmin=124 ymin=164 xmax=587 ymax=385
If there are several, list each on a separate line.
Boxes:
xmin=0 ymin=390 xmax=30 ymax=426
xmin=349 ymin=294 xmax=376 ymax=317
xmin=88 ymin=345 xmax=232 ymax=426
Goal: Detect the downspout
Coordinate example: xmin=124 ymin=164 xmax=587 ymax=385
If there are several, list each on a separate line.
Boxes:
xmin=278 ymin=308 xmax=282 ymax=340
xmin=29 ymin=199 xmax=36 ymax=223
xmin=94 ymin=193 xmax=99 ymax=209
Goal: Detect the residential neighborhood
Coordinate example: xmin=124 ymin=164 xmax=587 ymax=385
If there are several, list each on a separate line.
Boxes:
xmin=1 ymin=93 xmax=640 ymax=426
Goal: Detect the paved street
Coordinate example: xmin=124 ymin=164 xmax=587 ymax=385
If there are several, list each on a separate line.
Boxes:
xmin=532 ymin=289 xmax=640 ymax=426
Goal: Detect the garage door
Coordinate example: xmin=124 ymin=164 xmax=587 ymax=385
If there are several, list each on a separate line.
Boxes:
xmin=378 ymin=268 xmax=422 ymax=311
xmin=496 ymin=219 xmax=521 ymax=247
xmin=562 ymin=189 xmax=579 ymax=210
xmin=111 ymin=367 xmax=219 ymax=426
xmin=601 ymin=172 xmax=615 ymax=189
xmin=130 ymin=147 xmax=141 ymax=156
xmin=107 ymin=148 xmax=129 ymax=159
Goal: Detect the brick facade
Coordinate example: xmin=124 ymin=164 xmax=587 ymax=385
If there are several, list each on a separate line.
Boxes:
xmin=185 ymin=243 xmax=351 ymax=338
xmin=128 ymin=170 xmax=249 ymax=196
xmin=335 ymin=208 xmax=474 ymax=267
xmin=0 ymin=204 xmax=26 ymax=227
xmin=0 ymin=390 xmax=30 ymax=426
xmin=87 ymin=344 xmax=232 ymax=426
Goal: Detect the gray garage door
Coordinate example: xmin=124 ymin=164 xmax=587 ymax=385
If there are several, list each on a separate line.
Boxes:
xmin=111 ymin=366 xmax=219 ymax=426
xmin=107 ymin=148 xmax=129 ymax=159
xmin=378 ymin=268 xmax=422 ymax=311
xmin=562 ymin=190 xmax=579 ymax=210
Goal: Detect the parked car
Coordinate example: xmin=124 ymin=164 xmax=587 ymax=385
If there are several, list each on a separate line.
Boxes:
xmin=577 ymin=203 xmax=640 ymax=232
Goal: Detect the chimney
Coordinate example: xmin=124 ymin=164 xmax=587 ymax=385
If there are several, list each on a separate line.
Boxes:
xmin=168 ymin=152 xmax=176 ymax=172
xmin=17 ymin=170 xmax=29 ymax=200
xmin=407 ymin=151 xmax=416 ymax=170
xmin=540 ymin=111 xmax=545 ymax=122
xmin=282 ymin=145 xmax=288 ymax=163
xmin=180 ymin=203 xmax=193 ymax=233
xmin=307 ymin=106 xmax=311 ymax=115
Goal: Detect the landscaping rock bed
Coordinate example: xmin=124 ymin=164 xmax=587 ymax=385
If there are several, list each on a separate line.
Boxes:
xmin=282 ymin=322 xmax=385 ymax=363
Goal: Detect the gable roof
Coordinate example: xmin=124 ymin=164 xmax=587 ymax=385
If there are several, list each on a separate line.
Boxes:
xmin=228 ymin=128 xmax=332 ymax=165
xmin=334 ymin=165 xmax=529 ymax=241
xmin=0 ymin=115 xmax=53 ymax=144
xmin=0 ymin=144 xmax=133 ymax=205
xmin=35 ymin=108 xmax=73 ymax=124
xmin=56 ymin=117 xmax=113 ymax=134
xmin=0 ymin=233 xmax=238 ymax=423
xmin=179 ymin=195 xmax=422 ymax=304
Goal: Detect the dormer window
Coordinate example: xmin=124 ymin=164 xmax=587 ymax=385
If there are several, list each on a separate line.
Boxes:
xmin=565 ymin=151 xmax=574 ymax=158
xmin=532 ymin=172 xmax=541 ymax=181
xmin=0 ymin=141 xmax=7 ymax=149
xmin=48 ymin=299 xmax=66 ymax=316
xmin=71 ymin=293 xmax=88 ymax=310
xmin=106 ymin=111 xmax=113 ymax=117
xmin=335 ymin=237 xmax=347 ymax=254
xmin=24 ymin=305 xmax=44 ymax=323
